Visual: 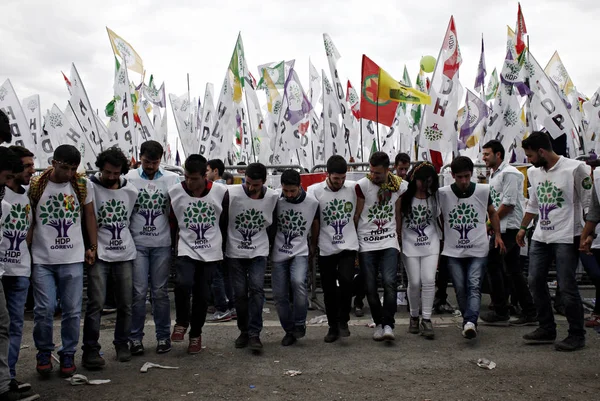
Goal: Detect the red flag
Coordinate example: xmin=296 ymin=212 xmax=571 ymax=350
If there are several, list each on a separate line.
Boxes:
xmin=442 ymin=16 xmax=462 ymax=80
xmin=346 ymin=80 xmax=361 ymax=120
xmin=359 ymin=55 xmax=397 ymax=127
xmin=429 ymin=150 xmax=443 ymax=173
xmin=515 ymin=3 xmax=527 ymax=56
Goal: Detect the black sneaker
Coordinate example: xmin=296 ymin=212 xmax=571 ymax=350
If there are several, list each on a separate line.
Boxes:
xmin=338 ymin=322 xmax=351 ymax=337
xmin=434 ymin=301 xmax=455 ymax=314
xmin=9 ymin=380 xmax=31 ymax=393
xmin=81 ymin=349 xmax=105 ymax=369
xmin=248 ymin=336 xmax=263 ymax=351
xmin=324 ymin=328 xmax=339 ymax=343
xmin=156 ymin=339 xmax=172 ymax=354
xmin=281 ymin=333 xmax=296 ymax=346
xmin=115 ymin=343 xmax=131 ymax=362
xmin=523 ymin=328 xmax=556 ymax=344
xmin=555 ymin=335 xmax=585 ymax=352
xmin=510 ymin=315 xmax=538 ymax=327
xmin=0 ymin=389 xmax=39 ymax=401
xmin=420 ymin=319 xmax=435 ymax=339
xmin=235 ymin=332 xmax=249 ymax=348
xmin=480 ymin=311 xmax=510 ymax=326
xmin=353 ymin=306 xmax=364 ymax=317
xmin=129 ymin=340 xmax=144 ymax=355
xmin=292 ymin=325 xmax=306 ymax=339
xmin=408 ymin=317 xmax=420 ymax=334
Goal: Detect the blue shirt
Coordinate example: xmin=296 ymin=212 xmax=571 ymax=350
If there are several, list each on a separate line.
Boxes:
xmin=138 ymin=167 xmax=164 ymax=180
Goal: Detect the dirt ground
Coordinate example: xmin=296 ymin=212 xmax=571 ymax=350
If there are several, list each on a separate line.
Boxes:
xmin=16 ymin=293 xmax=600 ymax=401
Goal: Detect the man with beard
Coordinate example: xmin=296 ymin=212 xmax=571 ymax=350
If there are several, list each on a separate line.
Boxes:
xmin=517 ymin=131 xmax=591 ymax=351
xmin=82 ymin=147 xmax=138 ymax=369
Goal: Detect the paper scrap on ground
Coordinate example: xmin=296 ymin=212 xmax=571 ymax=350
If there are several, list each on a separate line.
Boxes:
xmin=284 ymin=370 xmax=302 ymax=377
xmin=475 ymin=358 xmax=496 ymax=370
xmin=66 ymin=374 xmax=111 ymax=385
xmin=140 ymin=362 xmax=180 ymax=373
xmin=308 ymin=315 xmax=328 ymax=325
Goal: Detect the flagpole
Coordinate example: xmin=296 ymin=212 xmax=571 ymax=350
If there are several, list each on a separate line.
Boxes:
xmin=243 ymin=87 xmax=257 ymax=163
xmin=359 ymin=118 xmax=364 ymax=162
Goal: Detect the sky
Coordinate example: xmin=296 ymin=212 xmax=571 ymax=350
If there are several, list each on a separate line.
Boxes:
xmin=2 ymin=0 xmax=599 ymax=155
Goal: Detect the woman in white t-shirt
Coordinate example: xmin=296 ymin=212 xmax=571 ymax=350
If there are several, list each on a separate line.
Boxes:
xmin=400 ymin=162 xmax=441 ymax=339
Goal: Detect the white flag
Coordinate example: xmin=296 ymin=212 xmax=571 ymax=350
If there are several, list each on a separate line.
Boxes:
xmin=22 ymin=95 xmax=47 ymax=167
xmin=198 ymin=83 xmax=215 ymax=158
xmin=0 ymin=79 xmax=35 ymax=151
xmin=108 ymin=62 xmax=135 ymax=157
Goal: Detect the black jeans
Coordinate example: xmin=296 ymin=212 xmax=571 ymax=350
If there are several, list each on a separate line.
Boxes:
xmin=173 ymin=256 xmax=216 ymax=337
xmin=435 ymin=255 xmax=450 ymax=303
xmin=319 ymin=250 xmax=356 ymax=330
xmin=487 ymin=229 xmax=536 ymax=317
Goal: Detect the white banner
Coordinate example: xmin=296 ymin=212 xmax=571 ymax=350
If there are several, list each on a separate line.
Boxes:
xmin=22 ymin=95 xmax=47 ymax=167
xmin=322 ymin=72 xmax=343 ymax=159
xmin=198 ymin=83 xmax=215 ymax=158
xmin=210 ymin=74 xmax=235 ymax=161
xmin=0 ymin=79 xmax=35 ymax=151
xmin=108 ymin=62 xmax=135 ymax=157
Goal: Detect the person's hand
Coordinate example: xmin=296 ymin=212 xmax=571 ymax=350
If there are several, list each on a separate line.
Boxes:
xmin=85 ymin=248 xmax=96 ymax=265
xmin=516 ymin=229 xmax=526 ymax=247
xmin=495 ymin=236 xmax=507 ymax=254
xmin=580 ymin=235 xmax=594 ymax=255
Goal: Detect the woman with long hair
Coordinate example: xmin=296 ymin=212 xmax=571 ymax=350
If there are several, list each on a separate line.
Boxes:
xmin=400 ymin=162 xmax=441 ymax=339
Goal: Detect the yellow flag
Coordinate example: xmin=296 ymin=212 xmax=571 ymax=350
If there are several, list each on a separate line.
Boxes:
xmin=378 ymin=68 xmax=431 ymax=105
xmin=106 ymin=27 xmax=144 ymax=75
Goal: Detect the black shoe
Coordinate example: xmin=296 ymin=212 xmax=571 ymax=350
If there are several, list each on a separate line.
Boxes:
xmin=509 ymin=315 xmax=538 ymax=327
xmin=235 ymin=332 xmax=249 ymax=348
xmin=523 ymin=328 xmax=556 ymax=344
xmin=81 ymin=349 xmax=105 ymax=369
xmin=420 ymin=319 xmax=435 ymax=339
xmin=434 ymin=301 xmax=455 ymax=314
xmin=248 ymin=336 xmax=263 ymax=351
xmin=555 ymin=335 xmax=585 ymax=352
xmin=292 ymin=325 xmax=306 ymax=339
xmin=338 ymin=322 xmax=351 ymax=337
xmin=480 ymin=311 xmax=510 ymax=326
xmin=115 ymin=343 xmax=131 ymax=362
xmin=0 ymin=389 xmax=39 ymax=401
xmin=281 ymin=333 xmax=297 ymax=346
xmin=408 ymin=317 xmax=420 ymax=334
xmin=9 ymin=380 xmax=31 ymax=393
xmin=156 ymin=339 xmax=172 ymax=354
xmin=353 ymin=306 xmax=364 ymax=317
xmin=129 ymin=340 xmax=144 ymax=355
xmin=324 ymin=328 xmax=339 ymax=343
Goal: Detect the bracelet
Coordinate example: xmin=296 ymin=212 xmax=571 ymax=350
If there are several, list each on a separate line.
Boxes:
xmin=519 ymin=226 xmax=528 ymax=231
xmin=88 ymin=244 xmax=98 ymax=252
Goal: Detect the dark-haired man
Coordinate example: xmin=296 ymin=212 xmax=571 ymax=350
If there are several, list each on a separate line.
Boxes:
xmin=227 ymin=163 xmax=278 ymax=351
xmin=517 ymin=131 xmax=591 ymax=351
xmin=169 ymin=155 xmax=228 ymax=354
xmin=126 ymin=140 xmax=180 ymax=355
xmin=30 ymin=145 xmax=97 ymax=378
xmin=438 ymin=156 xmax=505 ymax=340
xmin=394 ymin=152 xmax=411 ymax=180
xmin=207 ymin=159 xmax=226 ymax=184
xmin=82 ymin=147 xmax=138 ymax=369
xmin=308 ymin=155 xmax=359 ymax=343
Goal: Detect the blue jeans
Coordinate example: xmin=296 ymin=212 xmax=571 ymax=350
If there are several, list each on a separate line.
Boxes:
xmin=2 ymin=276 xmax=29 ymax=378
xmin=272 ymin=256 xmax=309 ymax=333
xmin=529 ymin=239 xmax=585 ymax=337
xmin=230 ymin=257 xmax=266 ymax=338
xmin=130 ymin=246 xmax=171 ymax=342
xmin=447 ymin=257 xmax=487 ymax=326
xmin=212 ymin=259 xmax=234 ymax=312
xmin=360 ymin=248 xmax=398 ymax=328
xmin=32 ymin=263 xmax=83 ymax=355
xmin=82 ymin=260 xmax=133 ymax=351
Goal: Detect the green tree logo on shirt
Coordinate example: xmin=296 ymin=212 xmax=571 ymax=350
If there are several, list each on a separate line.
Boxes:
xmin=322 ymin=199 xmax=352 ymax=236
xmin=39 ymin=193 xmax=80 ymax=239
xmin=3 ymin=203 xmax=31 ymax=251
xmin=183 ymin=200 xmax=216 ymax=240
xmin=97 ymin=199 xmax=129 ymax=240
xmin=367 ymin=202 xmax=394 ymax=231
xmin=537 ymin=180 xmax=564 ymax=221
xmin=490 ymin=187 xmax=501 ymax=209
xmin=134 ymin=188 xmax=167 ymax=226
xmin=235 ymin=209 xmax=266 ymax=243
xmin=448 ymin=203 xmax=479 ymax=240
xmin=406 ymin=204 xmax=432 ymax=238
xmin=277 ymin=209 xmax=307 ymax=249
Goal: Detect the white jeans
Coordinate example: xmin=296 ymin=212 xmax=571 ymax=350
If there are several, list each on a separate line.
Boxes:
xmin=403 ymin=254 xmax=439 ymax=320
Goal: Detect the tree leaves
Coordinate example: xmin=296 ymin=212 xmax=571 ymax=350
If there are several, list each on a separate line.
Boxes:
xmin=277 ymin=209 xmax=307 ymax=237
xmin=536 ymin=180 xmax=564 ymax=209
xmin=183 ymin=200 xmax=216 ymax=230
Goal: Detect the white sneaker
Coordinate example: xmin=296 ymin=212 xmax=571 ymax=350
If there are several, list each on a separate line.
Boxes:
xmin=383 ymin=325 xmax=395 ymax=341
xmin=373 ymin=324 xmax=384 ymax=341
xmin=462 ymin=322 xmax=477 ymax=339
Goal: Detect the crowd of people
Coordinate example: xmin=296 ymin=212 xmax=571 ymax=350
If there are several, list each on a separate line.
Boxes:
xmin=0 ymin=109 xmax=598 ymax=400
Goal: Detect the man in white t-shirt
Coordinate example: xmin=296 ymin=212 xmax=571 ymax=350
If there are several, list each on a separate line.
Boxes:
xmin=355 ymin=152 xmax=406 ymax=341
xmin=30 ymin=145 xmax=97 ymax=378
xmin=82 ymin=147 xmax=138 ymax=369
xmin=517 ymin=131 xmax=590 ymax=351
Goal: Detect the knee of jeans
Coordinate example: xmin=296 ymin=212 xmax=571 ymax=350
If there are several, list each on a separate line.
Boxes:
xmin=152 ymin=287 xmax=169 ymax=301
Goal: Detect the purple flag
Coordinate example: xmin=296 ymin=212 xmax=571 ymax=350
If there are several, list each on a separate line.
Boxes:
xmin=474 ymin=37 xmax=486 ymax=91
xmin=459 ymin=90 xmax=489 ymax=143
xmin=283 ymin=67 xmax=313 ymax=125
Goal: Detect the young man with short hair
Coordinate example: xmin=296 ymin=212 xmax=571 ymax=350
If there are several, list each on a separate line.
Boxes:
xmin=308 ymin=156 xmax=359 ymax=343
xmin=227 ymin=163 xmax=278 ymax=351
xmin=517 ymin=131 xmax=590 ymax=351
xmin=355 ymin=152 xmax=406 ymax=341
xmin=271 ymin=170 xmax=318 ymax=346
xmin=480 ymin=140 xmax=536 ymax=326
xmin=30 ymin=145 xmax=97 ymax=377
xmin=207 ymin=159 xmax=226 ymax=184
xmin=438 ymin=156 xmax=505 ymax=339
xmin=126 ymin=140 xmax=180 ymax=355
xmin=169 ymin=155 xmax=228 ymax=354
xmin=82 ymin=147 xmax=138 ymax=369
xmin=394 ymin=152 xmax=411 ymax=180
